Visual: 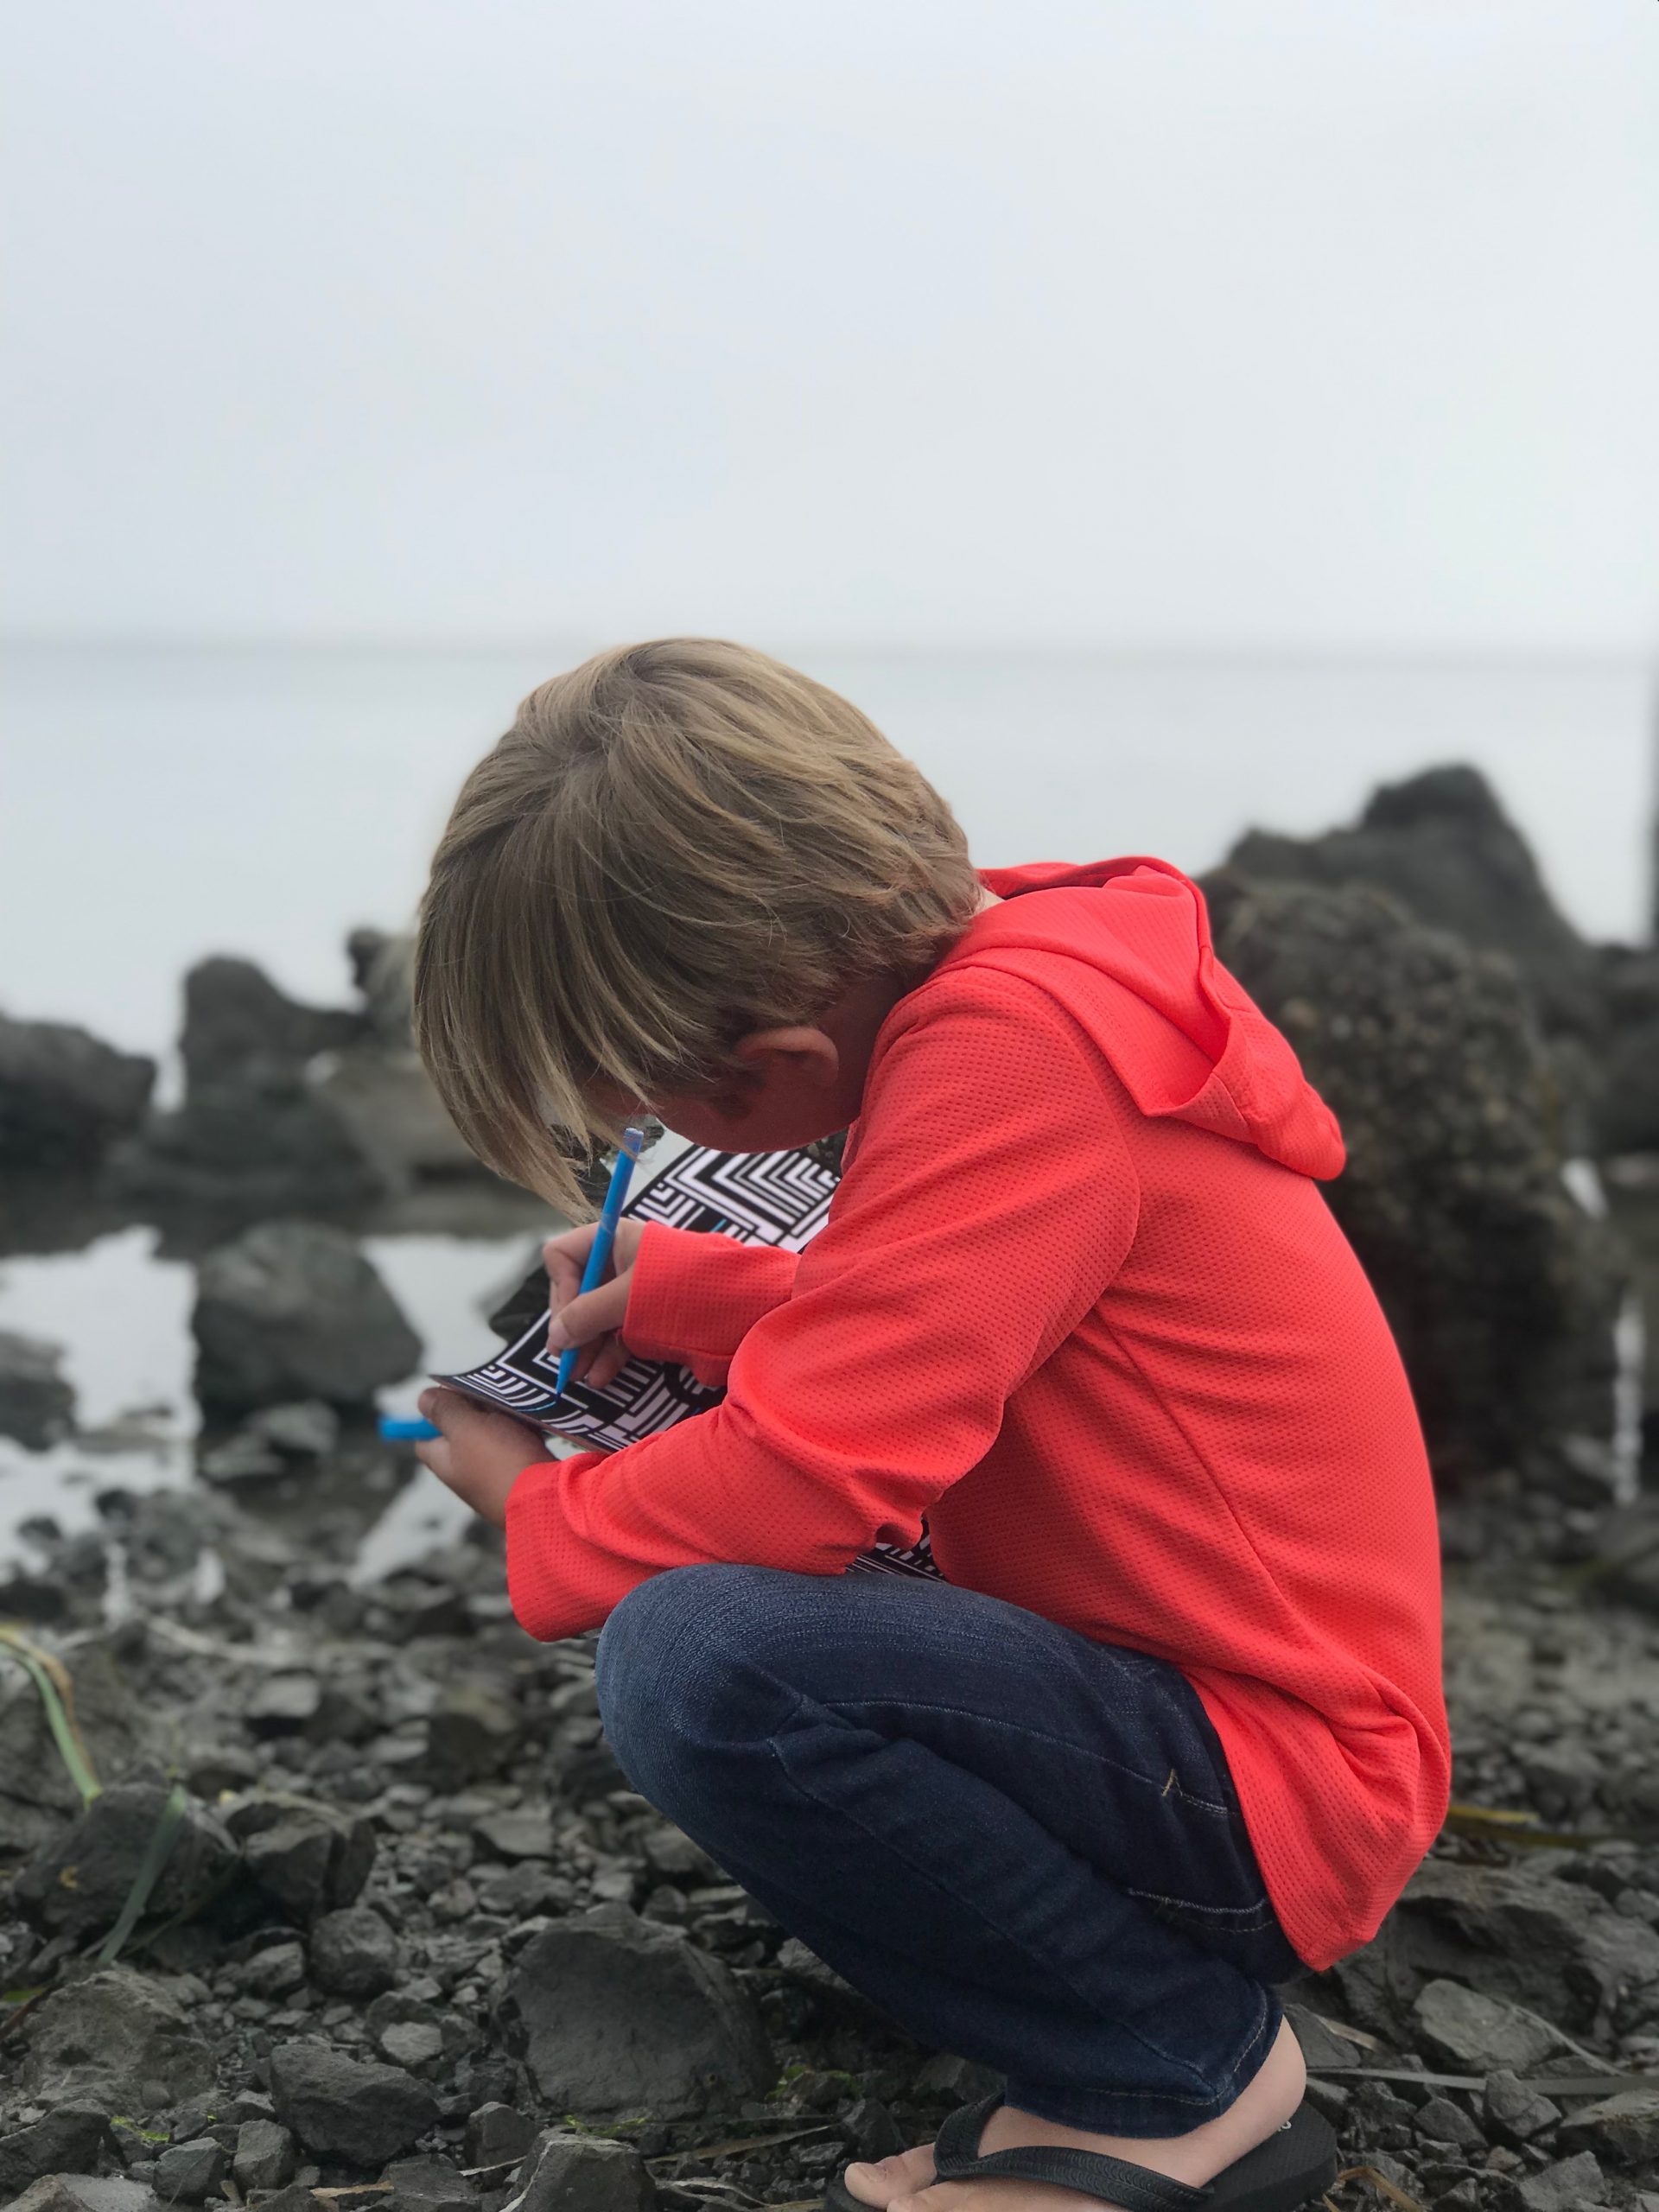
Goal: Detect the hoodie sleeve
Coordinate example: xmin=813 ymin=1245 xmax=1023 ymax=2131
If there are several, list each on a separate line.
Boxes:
xmin=620 ymin=1222 xmax=800 ymax=1389
xmin=504 ymin=972 xmax=1141 ymax=1640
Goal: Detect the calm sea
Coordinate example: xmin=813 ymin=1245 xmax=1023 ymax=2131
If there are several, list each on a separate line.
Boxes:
xmin=0 ymin=641 xmax=1653 ymax=1565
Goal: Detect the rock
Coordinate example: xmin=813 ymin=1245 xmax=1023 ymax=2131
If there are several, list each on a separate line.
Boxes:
xmin=232 ymin=2116 xmax=299 ymax=2190
xmin=840 ymin=2099 xmax=906 ymax=2161
xmin=365 ymin=1992 xmax=448 ymax=2071
xmin=246 ymin=1673 xmax=325 ymax=1734
xmin=1375 ymin=1862 xmax=1659 ymax=2040
xmin=464 ymin=2101 xmax=537 ymax=2169
xmin=22 ymin=1967 xmax=215 ymax=2110
xmin=226 ymin=1792 xmax=376 ymax=1919
xmin=7 ymin=2181 xmax=163 ymax=2212
xmin=197 ymin=1430 xmax=285 ymax=1484
xmin=510 ymin=2133 xmax=657 ymax=2212
xmin=475 ymin=1861 xmax=572 ymax=1918
xmin=178 ymin=956 xmax=362 ymax=1086
xmin=193 ymin=1222 xmax=421 ymax=1413
xmin=1413 ymin=2095 xmax=1485 ymax=2152
xmin=117 ymin=1064 xmax=397 ymax=1219
xmin=0 ymin=1329 xmax=76 ymax=1449
xmin=1225 ymin=766 xmax=1600 ymax=1037
xmin=315 ymin=1046 xmax=483 ymax=1184
xmin=0 ymin=1640 xmax=160 ymax=1865
xmin=494 ymin=1908 xmax=774 ymax=2119
xmin=0 ymin=2106 xmax=118 ymax=2200
xmin=14 ymin=1780 xmax=239 ymax=1940
xmin=1202 ymin=874 xmax=1628 ymax=1488
xmin=381 ymin=2154 xmax=475 ymax=2212
xmin=424 ymin=1682 xmax=522 ymax=1786
xmin=1482 ymin=2069 xmax=1562 ymax=2146
xmin=472 ymin=1807 xmax=555 ymax=1861
xmin=246 ymin=1399 xmax=340 ymax=1458
xmin=1559 ymin=2087 xmax=1659 ymax=2165
xmin=308 ymin=1904 xmax=402 ymax=1997
xmin=0 ymin=1008 xmax=156 ymax=1166
xmin=267 ymin=2038 xmax=439 ymax=2163
xmin=1414 ymin=1980 xmax=1565 ymax=2074
xmin=1516 ymin=2150 xmax=1605 ymax=2212
xmin=912 ymin=2052 xmax=1005 ymax=2101
xmin=153 ymin=2139 xmax=228 ymax=2202
xmin=243 ymin=1939 xmax=308 ymax=1998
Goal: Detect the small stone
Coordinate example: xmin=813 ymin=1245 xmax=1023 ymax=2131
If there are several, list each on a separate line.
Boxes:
xmin=1432 ymin=2183 xmax=1481 ymax=2212
xmin=512 ymin=2133 xmax=657 ymax=2212
xmin=1414 ymin=2097 xmax=1485 ymax=2153
xmin=228 ymin=1792 xmax=375 ymax=1918
xmin=308 ymin=1904 xmax=402 ymax=1996
xmin=22 ymin=1968 xmax=215 ymax=2111
xmin=0 ymin=1330 xmax=77 ymax=1449
xmin=425 ymin=1682 xmax=522 ymax=1785
xmin=1516 ymin=2151 xmax=1605 ymax=2212
xmin=465 ymin=2101 xmax=537 ymax=2169
xmin=246 ymin=1674 xmax=325 ymax=1734
xmin=13 ymin=1781 xmax=240 ymax=1941
xmin=153 ymin=2139 xmax=227 ymax=2202
xmin=1484 ymin=2069 xmax=1562 ymax=2147
xmin=232 ymin=2116 xmax=298 ymax=2191
xmin=246 ymin=1399 xmax=340 ymax=1457
xmin=366 ymin=1990 xmax=448 ymax=2070
xmin=475 ymin=1862 xmax=572 ymax=1917
xmin=839 ymin=2099 xmax=906 ymax=2162
xmin=244 ymin=1940 xmax=308 ymax=1999
xmin=913 ymin=2052 xmax=1005 ymax=2101
xmin=0 ymin=2106 xmax=118 ymax=2200
xmin=7 ymin=2181 xmax=163 ymax=2212
xmin=1414 ymin=1980 xmax=1563 ymax=2074
xmin=268 ymin=2038 xmax=439 ymax=2162
xmin=641 ymin=1827 xmax=719 ymax=1883
xmin=1559 ymin=2087 xmax=1659 ymax=2165
xmin=382 ymin=2154 xmax=474 ymax=2211
xmin=473 ymin=1807 xmax=556 ymax=1860
xmin=198 ymin=1432 xmax=285 ymax=1484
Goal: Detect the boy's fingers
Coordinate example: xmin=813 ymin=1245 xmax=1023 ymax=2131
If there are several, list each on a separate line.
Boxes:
xmin=548 ymin=1276 xmax=629 ymax=1351
xmin=586 ymin=1335 xmax=631 ymax=1389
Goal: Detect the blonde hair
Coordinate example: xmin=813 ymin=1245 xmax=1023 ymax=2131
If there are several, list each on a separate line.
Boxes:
xmin=414 ymin=638 xmax=980 ymax=1214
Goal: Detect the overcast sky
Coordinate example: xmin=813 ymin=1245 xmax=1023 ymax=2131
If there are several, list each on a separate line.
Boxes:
xmin=3 ymin=2 xmax=1656 ymax=652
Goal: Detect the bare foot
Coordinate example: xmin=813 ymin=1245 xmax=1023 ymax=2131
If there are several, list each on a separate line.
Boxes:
xmin=843 ymin=2017 xmax=1306 ymax=2212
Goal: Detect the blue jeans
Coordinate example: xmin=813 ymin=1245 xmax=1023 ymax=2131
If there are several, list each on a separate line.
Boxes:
xmin=595 ymin=1566 xmax=1299 ymax=2136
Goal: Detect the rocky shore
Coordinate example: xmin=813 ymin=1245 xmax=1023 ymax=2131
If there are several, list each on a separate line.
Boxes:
xmin=2 ymin=765 xmax=1658 ymax=2212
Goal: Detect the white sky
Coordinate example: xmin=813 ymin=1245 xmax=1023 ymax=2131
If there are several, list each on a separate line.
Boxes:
xmin=3 ymin=1 xmax=1657 ymax=651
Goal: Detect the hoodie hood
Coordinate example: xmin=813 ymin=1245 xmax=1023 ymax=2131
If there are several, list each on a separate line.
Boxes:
xmin=939 ymin=857 xmax=1344 ymax=1180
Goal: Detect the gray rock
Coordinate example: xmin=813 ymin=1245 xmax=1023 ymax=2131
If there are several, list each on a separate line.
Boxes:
xmin=243 ymin=1939 xmax=308 ymax=1999
xmin=246 ymin=1673 xmax=325 ymax=1734
xmin=14 ymin=1780 xmax=239 ymax=1940
xmin=0 ymin=1008 xmax=156 ymax=1167
xmin=366 ymin=1992 xmax=448 ymax=2072
xmin=225 ymin=1791 xmax=375 ymax=1919
xmin=1516 ymin=2150 xmax=1605 ymax=2212
xmin=22 ymin=1967 xmax=215 ymax=2110
xmin=0 ymin=1330 xmax=76 ymax=1450
xmin=1203 ymin=874 xmax=1628 ymax=1489
xmin=424 ymin=1682 xmax=522 ymax=1786
xmin=1559 ymin=2087 xmax=1659 ymax=2166
xmin=472 ymin=1807 xmax=555 ymax=1862
xmin=192 ymin=1221 xmax=421 ymax=1414
xmin=381 ymin=2153 xmax=475 ymax=2211
xmin=268 ymin=2038 xmax=439 ymax=2163
xmin=7 ymin=2180 xmax=163 ymax=2212
xmin=308 ymin=1904 xmax=402 ymax=1998
xmin=178 ymin=955 xmax=361 ymax=1086
xmin=1482 ymin=2069 xmax=1562 ymax=2145
xmin=1414 ymin=1979 xmax=1564 ymax=2074
xmin=118 ymin=1064 xmax=397 ymax=1220
xmin=153 ymin=2139 xmax=227 ymax=2203
xmin=464 ymin=2101 xmax=537 ymax=2169
xmin=196 ymin=1430 xmax=286 ymax=1484
xmin=495 ymin=1908 xmax=773 ymax=2120
xmin=0 ymin=1641 xmax=160 ymax=1866
xmin=840 ymin=2099 xmax=906 ymax=2162
xmin=1413 ymin=2094 xmax=1485 ymax=2152
xmin=232 ymin=2115 xmax=299 ymax=2190
xmin=0 ymin=2105 xmax=118 ymax=2200
xmin=511 ymin=2133 xmax=657 ymax=2212
xmin=246 ymin=1399 xmax=340 ymax=1458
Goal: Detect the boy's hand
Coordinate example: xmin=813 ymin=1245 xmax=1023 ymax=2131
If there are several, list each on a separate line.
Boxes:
xmin=543 ymin=1217 xmax=646 ymax=1390
xmin=413 ymin=1387 xmax=537 ymax=1527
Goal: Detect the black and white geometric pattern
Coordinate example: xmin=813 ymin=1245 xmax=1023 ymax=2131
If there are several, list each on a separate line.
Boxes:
xmin=440 ymin=1141 xmax=940 ymax=1580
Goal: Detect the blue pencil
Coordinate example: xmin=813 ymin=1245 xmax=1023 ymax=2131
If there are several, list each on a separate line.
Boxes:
xmin=379 ymin=1415 xmax=441 ymax=1442
xmin=555 ymin=1124 xmax=646 ymax=1397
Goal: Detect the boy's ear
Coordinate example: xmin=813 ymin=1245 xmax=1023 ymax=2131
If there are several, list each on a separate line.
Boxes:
xmin=732 ymin=1025 xmax=841 ymax=1089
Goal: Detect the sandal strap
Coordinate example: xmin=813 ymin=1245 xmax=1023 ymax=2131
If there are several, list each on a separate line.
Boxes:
xmin=932 ymin=2096 xmax=1213 ymax=2212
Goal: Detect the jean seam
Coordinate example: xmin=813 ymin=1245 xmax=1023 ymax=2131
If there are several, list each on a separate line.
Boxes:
xmin=765 ymin=1690 xmax=1250 ymax=2107
xmin=822 ymin=1695 xmax=1235 ymax=1820
xmin=1127 ymin=1886 xmax=1277 ymax=1926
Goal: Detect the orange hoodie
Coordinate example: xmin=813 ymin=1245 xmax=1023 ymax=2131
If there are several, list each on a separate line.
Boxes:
xmin=505 ymin=859 xmax=1450 ymax=1967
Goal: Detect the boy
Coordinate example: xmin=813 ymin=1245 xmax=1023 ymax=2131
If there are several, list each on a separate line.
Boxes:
xmin=411 ymin=639 xmax=1449 ymax=2212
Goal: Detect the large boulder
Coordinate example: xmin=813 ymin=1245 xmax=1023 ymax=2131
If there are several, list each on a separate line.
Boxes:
xmin=22 ymin=1967 xmax=216 ymax=2110
xmin=494 ymin=1907 xmax=774 ymax=2119
xmin=0 ymin=1009 xmax=156 ymax=1167
xmin=1227 ymin=765 xmax=1600 ymax=1036
xmin=192 ymin=1221 xmax=421 ymax=1413
xmin=1202 ymin=874 xmax=1628 ymax=1489
xmin=114 ymin=1065 xmax=397 ymax=1219
xmin=0 ymin=1328 xmax=76 ymax=1449
xmin=179 ymin=956 xmax=361 ymax=1087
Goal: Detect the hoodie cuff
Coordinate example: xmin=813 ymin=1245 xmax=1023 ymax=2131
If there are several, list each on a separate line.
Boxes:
xmin=624 ymin=1221 xmax=798 ymax=1386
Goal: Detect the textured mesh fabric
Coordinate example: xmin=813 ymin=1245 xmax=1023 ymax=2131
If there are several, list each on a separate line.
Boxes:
xmin=505 ymin=859 xmax=1449 ymax=1968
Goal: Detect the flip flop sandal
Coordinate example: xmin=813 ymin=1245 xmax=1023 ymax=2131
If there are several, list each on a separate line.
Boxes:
xmin=824 ymin=2090 xmax=1338 ymax=2212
